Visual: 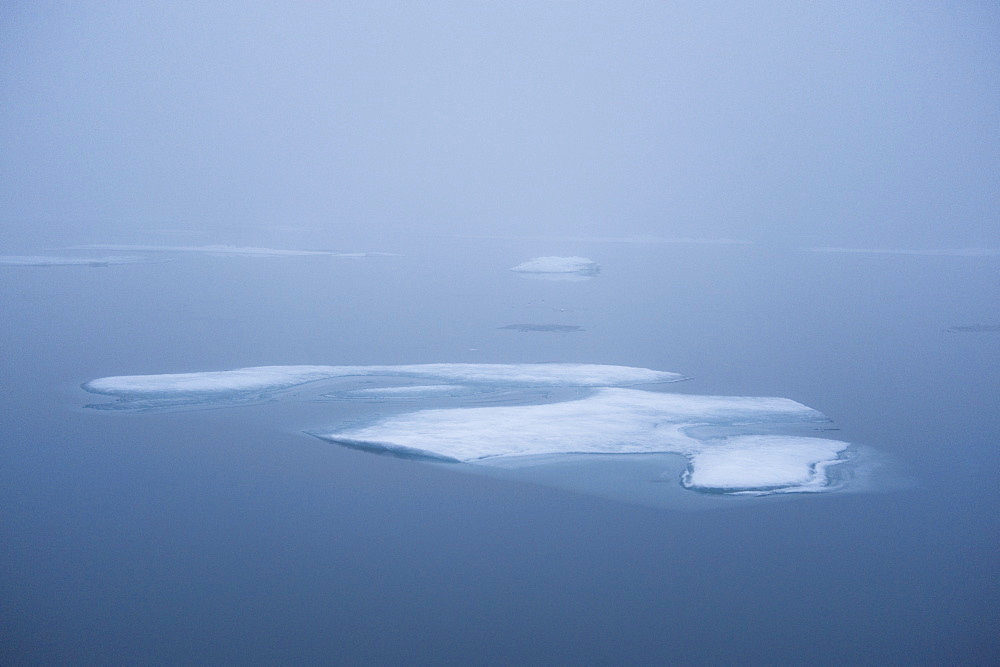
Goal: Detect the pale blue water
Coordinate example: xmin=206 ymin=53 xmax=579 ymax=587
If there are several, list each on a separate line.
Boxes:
xmin=2 ymin=238 xmax=998 ymax=663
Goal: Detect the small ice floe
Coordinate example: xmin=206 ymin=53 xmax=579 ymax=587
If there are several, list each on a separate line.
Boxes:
xmin=0 ymin=255 xmax=155 ymax=267
xmin=499 ymin=324 xmax=584 ymax=333
xmin=510 ymin=256 xmax=600 ymax=280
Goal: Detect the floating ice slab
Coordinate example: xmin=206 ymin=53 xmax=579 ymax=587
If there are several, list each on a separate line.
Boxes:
xmin=82 ymin=363 xmax=687 ymax=403
xmin=313 ymin=388 xmax=849 ymax=494
xmin=315 ymin=388 xmax=827 ymax=461
xmin=510 ymin=256 xmax=600 ymax=274
xmin=0 ymin=255 xmax=154 ymax=267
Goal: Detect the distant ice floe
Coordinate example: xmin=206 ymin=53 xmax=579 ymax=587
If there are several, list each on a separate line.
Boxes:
xmin=71 ymin=244 xmax=397 ymax=258
xmin=945 ymin=324 xmax=1000 ymax=333
xmin=800 ymin=247 xmax=1000 ymax=257
xmin=499 ymin=324 xmax=584 ymax=333
xmin=0 ymin=255 xmax=156 ymax=267
xmin=511 ymin=256 xmax=600 ymax=281
xmin=574 ymin=236 xmax=753 ymax=245
xmin=464 ymin=235 xmax=752 ymax=245
xmin=81 ymin=362 xmax=871 ymax=498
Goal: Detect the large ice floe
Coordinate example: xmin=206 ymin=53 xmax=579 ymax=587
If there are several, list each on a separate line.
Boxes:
xmin=82 ymin=363 xmax=865 ymax=499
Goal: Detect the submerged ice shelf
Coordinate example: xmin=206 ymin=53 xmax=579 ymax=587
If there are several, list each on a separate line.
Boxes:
xmin=82 ymin=363 xmax=865 ymax=498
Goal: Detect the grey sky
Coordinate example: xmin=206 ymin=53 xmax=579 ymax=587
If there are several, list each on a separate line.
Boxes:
xmin=1 ymin=1 xmax=997 ymax=247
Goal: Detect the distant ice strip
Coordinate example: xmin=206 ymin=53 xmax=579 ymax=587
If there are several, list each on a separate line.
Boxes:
xmin=313 ymin=387 xmax=849 ymax=494
xmin=500 ymin=324 xmax=584 ymax=333
xmin=572 ymin=236 xmax=753 ymax=245
xmin=462 ymin=235 xmax=752 ymax=245
xmin=0 ymin=255 xmax=154 ymax=267
xmin=799 ymin=247 xmax=1000 ymax=257
xmin=945 ymin=324 xmax=1000 ymax=333
xmin=82 ymin=363 xmax=688 ymax=401
xmin=70 ymin=244 xmax=393 ymax=258
xmin=511 ymin=256 xmax=600 ymax=275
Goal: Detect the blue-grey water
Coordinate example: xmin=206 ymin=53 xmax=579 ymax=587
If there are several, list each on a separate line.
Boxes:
xmin=2 ymin=236 xmax=997 ymax=663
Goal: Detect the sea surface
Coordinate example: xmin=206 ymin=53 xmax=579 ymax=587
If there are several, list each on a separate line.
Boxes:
xmin=2 ymin=236 xmax=998 ymax=663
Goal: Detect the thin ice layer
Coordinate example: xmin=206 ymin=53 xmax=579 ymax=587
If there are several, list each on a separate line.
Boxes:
xmin=82 ymin=363 xmax=687 ymax=400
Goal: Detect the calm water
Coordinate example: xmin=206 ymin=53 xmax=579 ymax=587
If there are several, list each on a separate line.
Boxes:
xmin=3 ymin=237 xmax=998 ymax=663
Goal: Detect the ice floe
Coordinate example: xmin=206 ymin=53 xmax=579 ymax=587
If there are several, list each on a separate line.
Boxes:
xmin=313 ymin=387 xmax=850 ymax=495
xmin=82 ymin=363 xmax=686 ymax=403
xmin=82 ymin=362 xmax=869 ymax=498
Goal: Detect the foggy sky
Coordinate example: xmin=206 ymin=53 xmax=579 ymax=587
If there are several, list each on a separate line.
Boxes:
xmin=1 ymin=1 xmax=997 ymax=248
